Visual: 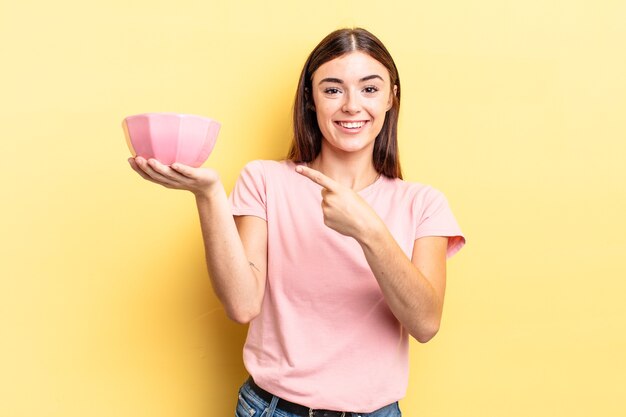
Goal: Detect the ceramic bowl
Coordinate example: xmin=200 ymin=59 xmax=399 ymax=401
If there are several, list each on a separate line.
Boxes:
xmin=123 ymin=113 xmax=220 ymax=167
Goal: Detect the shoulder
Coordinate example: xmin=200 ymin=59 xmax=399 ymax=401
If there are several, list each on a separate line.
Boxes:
xmin=241 ymin=160 xmax=311 ymax=188
xmin=241 ymin=159 xmax=296 ymax=176
xmin=380 ymin=177 xmax=455 ymax=222
xmin=235 ymin=160 xmax=302 ymax=193
xmin=380 ymin=176 xmax=446 ymax=203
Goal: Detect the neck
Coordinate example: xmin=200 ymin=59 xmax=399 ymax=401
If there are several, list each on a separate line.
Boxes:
xmin=310 ymin=148 xmax=380 ymax=191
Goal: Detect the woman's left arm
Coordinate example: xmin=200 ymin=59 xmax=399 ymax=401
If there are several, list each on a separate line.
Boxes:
xmin=360 ymin=229 xmax=448 ymax=343
xmin=296 ymin=165 xmax=449 ymax=343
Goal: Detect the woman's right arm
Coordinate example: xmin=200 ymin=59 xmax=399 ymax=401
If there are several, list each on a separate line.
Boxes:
xmin=128 ymin=156 xmax=267 ymax=323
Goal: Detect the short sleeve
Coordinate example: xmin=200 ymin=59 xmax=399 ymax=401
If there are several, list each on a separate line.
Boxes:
xmin=415 ymin=187 xmax=466 ymax=258
xmin=228 ymin=160 xmax=267 ymax=220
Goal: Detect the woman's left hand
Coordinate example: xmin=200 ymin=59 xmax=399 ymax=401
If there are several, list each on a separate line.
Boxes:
xmin=295 ymin=165 xmax=384 ymax=241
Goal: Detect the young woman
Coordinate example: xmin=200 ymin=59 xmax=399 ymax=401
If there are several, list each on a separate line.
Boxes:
xmin=129 ymin=28 xmax=465 ymax=417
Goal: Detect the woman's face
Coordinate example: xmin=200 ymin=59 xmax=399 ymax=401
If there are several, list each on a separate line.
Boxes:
xmin=311 ymin=51 xmax=396 ymax=157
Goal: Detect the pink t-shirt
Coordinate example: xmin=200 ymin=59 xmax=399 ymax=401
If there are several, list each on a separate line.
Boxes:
xmin=229 ymin=160 xmax=465 ymax=412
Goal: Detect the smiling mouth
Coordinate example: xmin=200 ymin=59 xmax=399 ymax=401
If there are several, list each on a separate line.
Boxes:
xmin=336 ymin=121 xmax=367 ymax=129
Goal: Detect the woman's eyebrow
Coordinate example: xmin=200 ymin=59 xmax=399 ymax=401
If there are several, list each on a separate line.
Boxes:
xmin=319 ymin=77 xmax=343 ymax=85
xmin=360 ymin=74 xmax=384 ymax=82
xmin=318 ymin=74 xmax=385 ymax=85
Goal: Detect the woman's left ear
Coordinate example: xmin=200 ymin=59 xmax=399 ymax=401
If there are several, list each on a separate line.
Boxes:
xmin=387 ymin=85 xmax=398 ymax=111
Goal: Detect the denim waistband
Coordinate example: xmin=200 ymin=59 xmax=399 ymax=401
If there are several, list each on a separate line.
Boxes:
xmin=246 ymin=377 xmax=351 ymax=417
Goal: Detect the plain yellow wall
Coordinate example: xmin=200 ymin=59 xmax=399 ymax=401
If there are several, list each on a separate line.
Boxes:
xmin=1 ymin=1 xmax=625 ymax=416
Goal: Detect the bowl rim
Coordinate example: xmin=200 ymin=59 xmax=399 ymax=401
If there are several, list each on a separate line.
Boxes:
xmin=123 ymin=112 xmax=217 ymax=123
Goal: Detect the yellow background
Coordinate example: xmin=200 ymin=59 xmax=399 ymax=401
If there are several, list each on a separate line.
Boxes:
xmin=1 ymin=0 xmax=625 ymax=416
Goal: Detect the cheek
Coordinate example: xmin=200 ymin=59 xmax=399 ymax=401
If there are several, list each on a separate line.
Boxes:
xmin=315 ymin=112 xmax=333 ymax=135
xmin=315 ymin=105 xmax=336 ymax=122
xmin=367 ymin=102 xmax=390 ymax=119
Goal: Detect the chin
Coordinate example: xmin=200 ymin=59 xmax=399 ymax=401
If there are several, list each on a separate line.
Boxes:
xmin=332 ymin=142 xmax=374 ymax=155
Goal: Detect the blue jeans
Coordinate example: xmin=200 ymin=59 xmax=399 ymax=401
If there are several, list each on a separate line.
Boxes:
xmin=235 ymin=379 xmax=402 ymax=417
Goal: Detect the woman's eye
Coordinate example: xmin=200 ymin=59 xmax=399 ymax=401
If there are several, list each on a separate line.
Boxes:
xmin=324 ymin=87 xmax=341 ymax=95
xmin=363 ymin=86 xmax=379 ymax=94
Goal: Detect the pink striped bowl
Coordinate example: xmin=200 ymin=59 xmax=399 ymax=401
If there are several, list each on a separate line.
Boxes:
xmin=123 ymin=113 xmax=221 ymax=167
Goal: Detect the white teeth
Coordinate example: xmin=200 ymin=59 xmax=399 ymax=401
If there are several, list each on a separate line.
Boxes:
xmin=339 ymin=121 xmax=365 ymax=129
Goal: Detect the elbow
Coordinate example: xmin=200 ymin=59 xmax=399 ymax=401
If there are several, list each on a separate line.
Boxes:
xmin=413 ymin=321 xmax=441 ymax=344
xmin=226 ymin=305 xmax=261 ymax=324
xmin=415 ymin=329 xmax=438 ymax=344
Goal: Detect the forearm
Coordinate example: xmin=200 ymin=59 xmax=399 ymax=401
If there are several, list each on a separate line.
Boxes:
xmin=358 ymin=224 xmax=444 ymax=343
xmin=194 ymin=184 xmax=263 ymax=323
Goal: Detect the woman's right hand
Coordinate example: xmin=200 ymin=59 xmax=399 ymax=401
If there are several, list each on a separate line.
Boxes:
xmin=128 ymin=156 xmax=221 ymax=198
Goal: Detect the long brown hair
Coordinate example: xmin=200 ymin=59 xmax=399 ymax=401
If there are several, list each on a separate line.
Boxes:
xmin=288 ymin=28 xmax=402 ymax=179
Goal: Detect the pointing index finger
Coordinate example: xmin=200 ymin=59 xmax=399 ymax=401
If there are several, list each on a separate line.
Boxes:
xmin=295 ymin=165 xmax=338 ymax=191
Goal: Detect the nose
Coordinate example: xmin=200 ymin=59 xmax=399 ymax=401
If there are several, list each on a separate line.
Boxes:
xmin=341 ymin=91 xmax=361 ymax=114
